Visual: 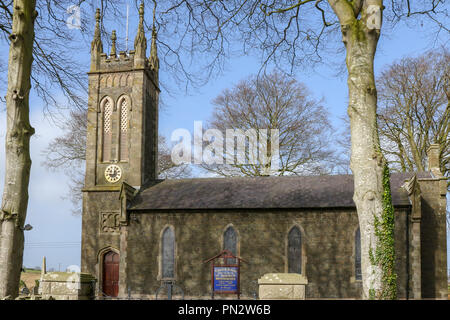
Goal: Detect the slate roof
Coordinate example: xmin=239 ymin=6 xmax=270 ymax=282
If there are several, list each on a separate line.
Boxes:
xmin=129 ymin=172 xmax=432 ymax=211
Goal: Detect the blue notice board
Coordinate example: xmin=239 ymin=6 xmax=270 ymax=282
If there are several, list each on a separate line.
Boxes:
xmin=213 ymin=266 xmax=238 ymax=292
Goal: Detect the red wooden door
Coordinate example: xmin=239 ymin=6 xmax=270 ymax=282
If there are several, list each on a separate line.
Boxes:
xmin=103 ymin=251 xmax=119 ymax=297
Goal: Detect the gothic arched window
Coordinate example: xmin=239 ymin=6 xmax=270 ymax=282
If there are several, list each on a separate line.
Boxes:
xmin=355 ymin=227 xmax=362 ymax=280
xmin=102 ymin=97 xmax=113 ymax=162
xmin=118 ymin=97 xmax=129 ymax=161
xmin=223 ymin=226 xmax=238 ymax=264
xmin=161 ymin=227 xmax=175 ymax=279
xmin=288 ymin=226 xmax=302 ymax=274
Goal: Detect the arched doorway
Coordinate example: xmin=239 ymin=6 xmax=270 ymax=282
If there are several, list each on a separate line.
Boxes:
xmin=102 ymin=251 xmax=119 ymax=297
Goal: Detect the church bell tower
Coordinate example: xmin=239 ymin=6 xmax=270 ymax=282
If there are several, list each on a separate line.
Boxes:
xmin=81 ymin=3 xmax=159 ymax=295
xmin=86 ymin=4 xmax=159 ymax=188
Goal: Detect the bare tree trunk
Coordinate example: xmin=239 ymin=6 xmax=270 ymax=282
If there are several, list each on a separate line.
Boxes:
xmin=347 ymin=35 xmax=387 ymax=299
xmin=0 ymin=0 xmax=37 ymax=299
xmin=331 ymin=1 xmax=397 ymax=299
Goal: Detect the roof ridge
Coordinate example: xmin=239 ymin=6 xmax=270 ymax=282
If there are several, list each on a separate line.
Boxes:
xmin=130 ymin=172 xmax=416 ymax=211
xmin=154 ymin=171 xmax=422 ymax=184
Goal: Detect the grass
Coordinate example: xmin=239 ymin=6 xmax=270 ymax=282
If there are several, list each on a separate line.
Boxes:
xmin=23 ymin=268 xmax=41 ymax=274
xmin=20 ymin=270 xmax=41 ymax=290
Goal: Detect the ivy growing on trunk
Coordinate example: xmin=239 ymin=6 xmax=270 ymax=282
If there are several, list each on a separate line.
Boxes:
xmin=370 ymin=164 xmax=397 ymax=299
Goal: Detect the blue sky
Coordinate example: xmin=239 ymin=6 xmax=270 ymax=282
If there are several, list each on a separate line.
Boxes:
xmin=0 ymin=3 xmax=448 ymax=272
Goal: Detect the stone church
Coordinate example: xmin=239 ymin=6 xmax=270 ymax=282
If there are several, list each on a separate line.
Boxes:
xmin=81 ymin=5 xmax=448 ymax=299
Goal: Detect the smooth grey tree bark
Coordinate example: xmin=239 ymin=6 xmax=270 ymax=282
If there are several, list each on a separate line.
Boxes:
xmin=329 ymin=0 xmax=396 ymax=299
xmin=0 ymin=0 xmax=37 ymax=299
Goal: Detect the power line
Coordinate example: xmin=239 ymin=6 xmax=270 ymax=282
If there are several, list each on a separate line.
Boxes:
xmin=24 ymin=241 xmax=81 ymax=249
xmin=25 ymin=245 xmax=80 ymax=247
xmin=25 ymin=242 xmax=80 ymax=244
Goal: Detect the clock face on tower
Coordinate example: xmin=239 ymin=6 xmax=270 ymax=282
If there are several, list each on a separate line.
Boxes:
xmin=105 ymin=164 xmax=122 ymax=183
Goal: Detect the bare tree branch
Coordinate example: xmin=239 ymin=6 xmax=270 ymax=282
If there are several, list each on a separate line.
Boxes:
xmin=198 ymin=70 xmax=340 ymax=177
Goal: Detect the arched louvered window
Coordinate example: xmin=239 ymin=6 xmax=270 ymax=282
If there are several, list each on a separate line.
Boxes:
xmin=102 ymin=98 xmax=113 ymax=162
xmin=355 ymin=227 xmax=362 ymax=280
xmin=223 ymin=226 xmax=238 ymax=264
xmin=288 ymin=226 xmax=302 ymax=274
xmin=161 ymin=227 xmax=175 ymax=279
xmin=119 ymin=97 xmax=129 ymax=161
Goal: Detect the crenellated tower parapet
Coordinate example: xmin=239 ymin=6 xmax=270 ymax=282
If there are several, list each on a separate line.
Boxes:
xmin=89 ymin=2 xmax=159 ymax=89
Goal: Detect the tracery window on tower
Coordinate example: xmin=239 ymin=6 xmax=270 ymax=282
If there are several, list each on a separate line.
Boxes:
xmin=118 ymin=96 xmax=130 ymax=161
xmin=101 ymin=97 xmax=114 ymax=162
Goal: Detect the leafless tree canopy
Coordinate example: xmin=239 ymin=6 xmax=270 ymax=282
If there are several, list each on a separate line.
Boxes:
xmin=0 ymin=0 xmax=134 ymax=113
xmin=152 ymin=0 xmax=448 ymax=83
xmin=0 ymin=1 xmax=447 ymax=109
xmin=158 ymin=135 xmax=192 ymax=179
xmin=200 ymin=70 xmax=339 ymax=177
xmin=44 ymin=109 xmax=87 ymax=170
xmin=1 ymin=1 xmax=82 ymax=112
xmin=336 ymin=48 xmax=449 ymax=180
xmin=377 ymin=48 xmax=449 ymax=187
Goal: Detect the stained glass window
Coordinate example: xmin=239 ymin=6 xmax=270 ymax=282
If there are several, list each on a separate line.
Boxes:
xmin=223 ymin=226 xmax=238 ymax=264
xmin=162 ymin=227 xmax=175 ymax=279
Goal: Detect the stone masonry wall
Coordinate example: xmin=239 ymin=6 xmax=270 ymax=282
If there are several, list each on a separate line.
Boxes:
xmin=122 ymin=208 xmax=410 ymax=299
xmin=81 ymin=190 xmax=121 ymax=291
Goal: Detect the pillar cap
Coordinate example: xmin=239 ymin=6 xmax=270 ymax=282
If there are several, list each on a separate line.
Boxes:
xmin=258 ymin=273 xmax=308 ymax=285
